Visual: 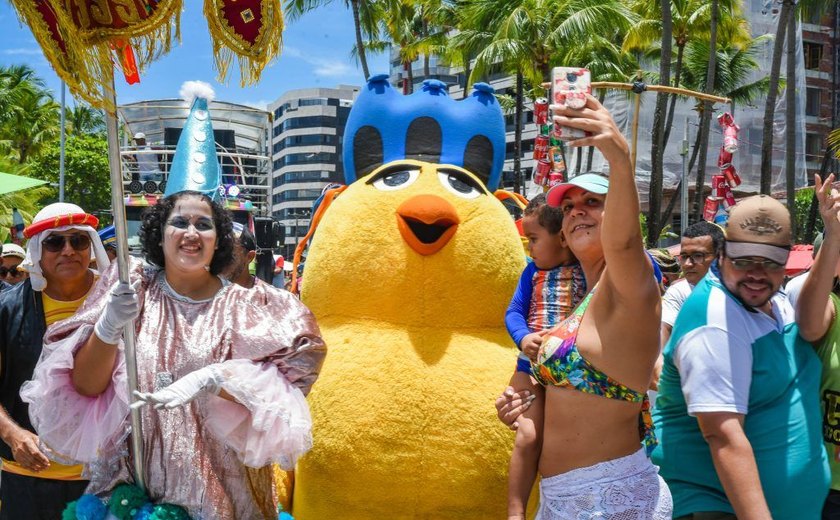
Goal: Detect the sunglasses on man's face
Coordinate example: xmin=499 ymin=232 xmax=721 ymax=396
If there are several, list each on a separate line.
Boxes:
xmin=728 ymin=257 xmax=786 ymax=272
xmin=0 ymin=266 xmax=22 ymax=277
xmin=42 ymin=234 xmax=91 ymax=253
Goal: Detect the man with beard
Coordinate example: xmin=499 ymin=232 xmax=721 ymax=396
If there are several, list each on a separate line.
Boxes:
xmin=227 ymin=223 xmax=260 ymax=289
xmin=652 ymin=195 xmax=829 ymax=519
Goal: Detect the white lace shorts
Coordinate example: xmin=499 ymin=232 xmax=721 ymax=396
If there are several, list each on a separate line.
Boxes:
xmin=537 ymin=447 xmax=672 ymax=520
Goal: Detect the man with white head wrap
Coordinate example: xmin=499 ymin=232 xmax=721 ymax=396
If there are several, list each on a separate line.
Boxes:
xmin=0 ymin=202 xmax=110 ymax=519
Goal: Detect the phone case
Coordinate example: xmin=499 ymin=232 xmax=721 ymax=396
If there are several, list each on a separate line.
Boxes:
xmin=551 ymin=67 xmax=591 ymax=141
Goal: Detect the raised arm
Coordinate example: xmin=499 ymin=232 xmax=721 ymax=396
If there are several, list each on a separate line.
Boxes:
xmin=553 ymin=95 xmax=656 ymax=302
xmin=797 ymin=173 xmax=840 ymax=342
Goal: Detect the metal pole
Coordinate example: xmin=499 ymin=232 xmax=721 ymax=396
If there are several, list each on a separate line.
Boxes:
xmin=59 ymin=82 xmax=66 ymax=202
xmin=630 ymin=93 xmax=642 ymax=172
xmin=103 ymin=75 xmax=146 ymax=491
xmin=680 ymin=117 xmax=689 ymax=234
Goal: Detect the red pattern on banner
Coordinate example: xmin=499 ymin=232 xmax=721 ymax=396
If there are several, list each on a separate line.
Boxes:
xmin=220 ymin=0 xmax=263 ymax=44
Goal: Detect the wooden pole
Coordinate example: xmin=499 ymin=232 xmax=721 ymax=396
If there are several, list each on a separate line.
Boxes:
xmin=103 ymin=72 xmax=146 ymax=491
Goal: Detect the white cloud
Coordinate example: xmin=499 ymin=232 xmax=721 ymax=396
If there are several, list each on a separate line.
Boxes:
xmin=282 ymin=45 xmax=352 ymax=78
xmin=2 ymin=47 xmax=43 ymax=56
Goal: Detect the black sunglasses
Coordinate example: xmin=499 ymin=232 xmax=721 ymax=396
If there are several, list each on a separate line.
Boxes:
xmin=0 ymin=266 xmax=22 ymax=277
xmin=42 ymin=234 xmax=91 ymax=253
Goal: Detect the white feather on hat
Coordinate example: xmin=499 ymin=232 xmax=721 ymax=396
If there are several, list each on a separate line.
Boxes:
xmin=180 ymin=81 xmax=216 ymax=105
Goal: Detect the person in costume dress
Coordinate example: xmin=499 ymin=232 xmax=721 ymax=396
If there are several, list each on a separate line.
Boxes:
xmin=21 ymin=82 xmax=326 ymax=519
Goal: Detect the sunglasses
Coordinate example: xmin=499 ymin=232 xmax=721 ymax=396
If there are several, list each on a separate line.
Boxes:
xmin=728 ymin=257 xmax=786 ymax=272
xmin=677 ymin=253 xmax=713 ymax=265
xmin=166 ymin=216 xmax=215 ymax=232
xmin=0 ymin=266 xmax=22 ymax=277
xmin=42 ymin=234 xmax=91 ymax=253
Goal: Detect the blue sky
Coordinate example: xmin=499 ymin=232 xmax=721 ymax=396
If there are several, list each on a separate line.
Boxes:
xmin=0 ymin=3 xmax=391 ymax=108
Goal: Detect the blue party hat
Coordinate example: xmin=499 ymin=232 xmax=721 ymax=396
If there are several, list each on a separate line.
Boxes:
xmin=164 ymin=81 xmax=222 ymax=201
xmin=343 ymin=75 xmax=506 ymax=190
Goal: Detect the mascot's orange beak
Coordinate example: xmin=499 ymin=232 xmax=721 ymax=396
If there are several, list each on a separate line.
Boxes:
xmin=396 ymin=195 xmax=460 ymax=256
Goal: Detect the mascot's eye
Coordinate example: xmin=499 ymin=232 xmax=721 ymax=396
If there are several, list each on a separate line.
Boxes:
xmin=371 ymin=169 xmax=419 ymax=191
xmin=438 ymin=171 xmax=483 ymax=200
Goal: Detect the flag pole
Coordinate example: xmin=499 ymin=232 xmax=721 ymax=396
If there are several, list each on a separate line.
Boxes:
xmin=103 ymin=71 xmax=146 ymax=491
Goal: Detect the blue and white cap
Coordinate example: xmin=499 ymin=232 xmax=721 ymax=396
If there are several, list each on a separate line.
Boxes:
xmin=164 ymin=81 xmax=221 ymax=201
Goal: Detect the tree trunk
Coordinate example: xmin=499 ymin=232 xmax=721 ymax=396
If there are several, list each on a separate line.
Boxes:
xmin=406 ymin=61 xmax=414 ymax=94
xmin=514 ymin=71 xmax=524 ymax=194
xmin=647 ymin=0 xmax=673 ymax=246
xmin=662 ymin=43 xmax=686 ymax=149
xmin=692 ymin=0 xmax=719 ymax=222
xmin=462 ymin=58 xmax=472 ymax=99
xmin=351 ymin=0 xmax=370 ymax=80
xmin=785 ymin=12 xmax=797 ymax=237
xmin=760 ymin=0 xmax=793 ymax=194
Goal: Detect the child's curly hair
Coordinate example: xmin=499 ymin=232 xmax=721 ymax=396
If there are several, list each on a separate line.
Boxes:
xmin=524 ymin=193 xmax=563 ymax=234
xmin=138 ymin=191 xmax=234 ymax=275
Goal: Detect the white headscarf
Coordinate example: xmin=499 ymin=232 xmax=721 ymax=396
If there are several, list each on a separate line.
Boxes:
xmin=21 ymin=203 xmax=110 ymax=291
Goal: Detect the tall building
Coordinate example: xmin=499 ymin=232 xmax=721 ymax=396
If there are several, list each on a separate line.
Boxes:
xmin=802 ymin=4 xmax=840 ymax=176
xmin=269 ymin=85 xmax=359 ymax=257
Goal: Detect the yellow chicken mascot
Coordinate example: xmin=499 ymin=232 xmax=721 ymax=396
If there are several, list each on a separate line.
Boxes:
xmin=291 ymin=74 xmax=526 ymax=519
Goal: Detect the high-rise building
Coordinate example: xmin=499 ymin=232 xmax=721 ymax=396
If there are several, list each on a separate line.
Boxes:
xmin=269 ymin=85 xmax=359 ymax=257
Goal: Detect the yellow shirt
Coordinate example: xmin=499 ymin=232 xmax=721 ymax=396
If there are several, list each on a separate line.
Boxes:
xmin=1 ymin=287 xmax=93 ymax=481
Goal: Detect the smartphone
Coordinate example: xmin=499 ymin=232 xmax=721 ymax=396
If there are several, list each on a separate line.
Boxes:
xmin=551 ymin=67 xmax=591 ymax=141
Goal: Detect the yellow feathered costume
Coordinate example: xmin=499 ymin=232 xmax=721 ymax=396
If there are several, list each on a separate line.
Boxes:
xmin=291 ymin=75 xmax=525 ymax=518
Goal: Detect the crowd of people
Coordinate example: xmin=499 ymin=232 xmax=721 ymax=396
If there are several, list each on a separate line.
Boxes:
xmin=0 ymin=94 xmax=837 ymax=519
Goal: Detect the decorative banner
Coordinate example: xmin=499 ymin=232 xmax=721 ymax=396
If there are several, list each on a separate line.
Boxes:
xmin=8 ymin=0 xmax=284 ymax=109
xmin=205 ymin=0 xmax=284 ymax=86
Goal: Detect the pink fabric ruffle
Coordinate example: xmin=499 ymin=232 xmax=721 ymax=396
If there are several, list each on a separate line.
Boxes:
xmin=204 ymin=359 xmax=312 ymax=469
xmin=20 ymin=324 xmax=130 ymax=464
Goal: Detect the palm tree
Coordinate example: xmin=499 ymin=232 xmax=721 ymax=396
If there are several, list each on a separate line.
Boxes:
xmin=285 ymin=0 xmax=382 ymax=80
xmin=461 ymin=0 xmax=635 ymax=192
xmin=0 ymin=86 xmax=59 ymax=164
xmin=66 ymin=103 xmax=105 ymax=136
xmin=362 ymin=0 xmax=419 ymax=92
xmin=670 ymin=34 xmax=773 ymax=222
xmin=691 ymin=0 xmax=719 ymax=222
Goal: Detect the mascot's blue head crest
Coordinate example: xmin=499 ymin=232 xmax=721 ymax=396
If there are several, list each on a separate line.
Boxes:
xmin=343 ymin=74 xmax=506 ymax=191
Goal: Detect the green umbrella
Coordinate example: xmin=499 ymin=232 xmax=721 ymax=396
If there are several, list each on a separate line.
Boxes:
xmin=0 ymin=172 xmax=49 ymax=196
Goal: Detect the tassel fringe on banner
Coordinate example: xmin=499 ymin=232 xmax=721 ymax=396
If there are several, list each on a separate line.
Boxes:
xmin=204 ymin=0 xmax=284 ymax=86
xmin=9 ymin=0 xmax=285 ymax=109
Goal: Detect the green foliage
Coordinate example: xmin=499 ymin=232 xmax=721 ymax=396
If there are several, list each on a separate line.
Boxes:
xmin=29 ymin=134 xmax=113 ymax=224
xmin=794 ymin=187 xmax=823 ymax=244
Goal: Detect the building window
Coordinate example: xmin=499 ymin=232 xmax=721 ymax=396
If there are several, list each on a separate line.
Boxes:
xmin=279 ymin=116 xmax=338 ymax=133
xmin=806 ymin=87 xmax=821 ymax=117
xmin=804 ymin=41 xmax=823 ymax=70
xmin=299 ymin=98 xmax=328 ymax=107
xmin=805 ymin=133 xmax=823 ymax=162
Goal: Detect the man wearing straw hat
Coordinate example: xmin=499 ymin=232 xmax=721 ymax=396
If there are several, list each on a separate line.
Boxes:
xmin=0 ymin=202 xmax=110 ymax=519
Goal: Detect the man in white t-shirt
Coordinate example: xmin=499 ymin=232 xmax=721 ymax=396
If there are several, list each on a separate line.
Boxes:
xmin=661 ymin=221 xmax=724 ymax=346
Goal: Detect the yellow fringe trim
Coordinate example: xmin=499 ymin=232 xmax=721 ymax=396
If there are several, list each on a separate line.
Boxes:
xmin=204 ymin=0 xmax=284 ymax=86
xmin=10 ymin=0 xmax=283 ymax=108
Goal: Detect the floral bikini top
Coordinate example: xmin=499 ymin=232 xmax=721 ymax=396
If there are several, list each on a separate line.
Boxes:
xmin=531 ymin=290 xmax=657 ymax=455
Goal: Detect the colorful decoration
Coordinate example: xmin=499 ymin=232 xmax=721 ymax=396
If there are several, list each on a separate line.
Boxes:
xmin=531 ymin=90 xmax=568 ymax=190
xmin=704 ymin=112 xmax=741 ymax=225
xmin=8 ymin=0 xmax=285 ymax=109
xmin=62 ymin=488 xmax=191 ymax=520
xmin=163 ymin=81 xmax=223 ymax=201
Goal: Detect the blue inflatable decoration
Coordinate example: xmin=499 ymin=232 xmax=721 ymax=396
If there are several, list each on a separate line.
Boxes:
xmin=342 ymin=74 xmax=506 ymax=190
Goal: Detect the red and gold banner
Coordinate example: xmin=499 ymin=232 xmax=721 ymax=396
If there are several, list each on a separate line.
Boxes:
xmin=9 ymin=0 xmax=284 ymax=109
xmin=205 ymin=0 xmax=284 ymax=86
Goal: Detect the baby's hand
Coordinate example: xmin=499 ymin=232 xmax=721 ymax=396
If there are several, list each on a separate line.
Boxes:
xmin=519 ymin=333 xmax=544 ymax=361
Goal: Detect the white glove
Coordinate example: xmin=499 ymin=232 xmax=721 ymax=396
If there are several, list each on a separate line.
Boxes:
xmin=94 ymin=281 xmax=140 ymax=345
xmin=131 ymin=364 xmax=224 ymax=410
